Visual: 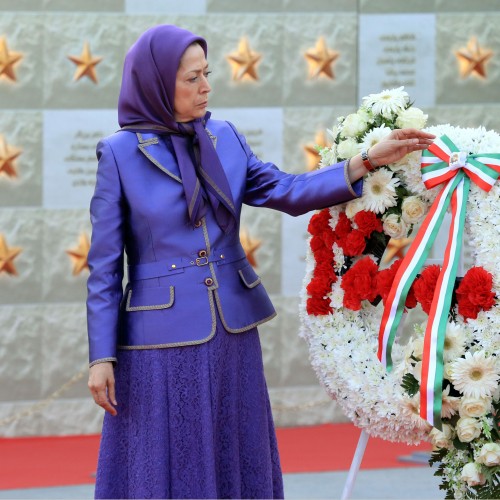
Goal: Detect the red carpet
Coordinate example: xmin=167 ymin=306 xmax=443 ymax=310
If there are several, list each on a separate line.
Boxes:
xmin=0 ymin=423 xmax=431 ymax=490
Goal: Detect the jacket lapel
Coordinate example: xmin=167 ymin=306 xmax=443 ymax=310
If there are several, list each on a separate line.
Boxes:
xmin=136 ymin=132 xmax=182 ymax=183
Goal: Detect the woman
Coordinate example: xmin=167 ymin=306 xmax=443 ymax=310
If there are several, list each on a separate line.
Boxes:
xmin=87 ymin=24 xmax=434 ymax=499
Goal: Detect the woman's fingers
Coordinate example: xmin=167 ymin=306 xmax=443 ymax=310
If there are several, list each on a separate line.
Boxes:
xmin=108 ymin=379 xmax=117 ymax=406
xmin=95 ymin=388 xmax=118 ymax=416
xmin=88 ymin=362 xmax=118 ymax=416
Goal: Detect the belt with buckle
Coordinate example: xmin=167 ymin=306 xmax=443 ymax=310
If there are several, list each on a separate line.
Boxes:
xmin=127 ymin=245 xmax=246 ymax=281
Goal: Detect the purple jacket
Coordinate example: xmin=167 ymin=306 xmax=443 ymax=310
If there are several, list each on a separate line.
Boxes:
xmin=86 ymin=119 xmax=362 ymax=366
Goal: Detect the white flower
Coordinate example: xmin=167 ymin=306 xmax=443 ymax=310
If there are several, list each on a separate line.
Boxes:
xmin=340 ymin=113 xmax=369 ymax=138
xmin=332 ymin=243 xmax=345 ymax=274
xmin=443 ymin=362 xmax=454 ymax=381
xmin=458 ymin=396 xmax=491 ymax=418
xmin=395 ymin=107 xmax=428 ymax=129
xmin=382 ymin=213 xmax=408 ymax=239
xmin=441 ymin=385 xmax=460 ymax=419
xmin=443 ymin=322 xmax=466 ymax=363
xmin=360 ymin=124 xmax=392 ymax=150
xmin=429 ymin=423 xmax=453 ymax=449
xmin=477 ymin=443 xmax=500 ymax=467
xmin=451 ymin=351 xmax=499 ymax=399
xmin=330 ymin=280 xmax=345 ymax=309
xmin=412 ymin=360 xmax=422 ymax=382
xmin=460 ymin=462 xmax=486 ymax=487
xmin=401 ymin=196 xmax=427 ymax=225
xmin=388 ymin=150 xmax=421 ymax=172
xmin=337 ymin=138 xmax=361 ymax=159
xmin=362 ymin=86 xmax=409 ymax=119
xmin=401 ymin=395 xmax=432 ymax=431
xmin=456 ymin=417 xmax=482 ymax=443
xmin=326 ymin=125 xmax=339 ymax=141
xmin=412 ymin=337 xmax=424 ymax=360
xmin=318 ymin=145 xmax=337 ymax=168
xmin=345 ymin=198 xmax=364 ymax=219
xmin=361 ymin=168 xmax=400 ymax=214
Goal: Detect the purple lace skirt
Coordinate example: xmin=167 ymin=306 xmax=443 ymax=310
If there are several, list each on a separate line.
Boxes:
xmin=94 ymin=320 xmax=283 ymax=499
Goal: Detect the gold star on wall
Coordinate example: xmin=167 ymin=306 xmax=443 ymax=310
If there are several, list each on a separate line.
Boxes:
xmin=455 ymin=36 xmax=493 ymax=79
xmin=304 ymin=37 xmax=339 ymax=80
xmin=226 ymin=37 xmax=262 ymax=81
xmin=66 ymin=233 xmax=90 ymax=275
xmin=0 ymin=234 xmax=22 ymax=276
xmin=303 ymin=130 xmax=330 ymax=171
xmin=0 ymin=134 xmax=21 ymax=179
xmin=240 ymin=228 xmax=261 ymax=268
xmin=383 ymin=237 xmax=413 ymax=264
xmin=68 ymin=41 xmax=102 ymax=84
xmin=0 ymin=36 xmax=23 ymax=82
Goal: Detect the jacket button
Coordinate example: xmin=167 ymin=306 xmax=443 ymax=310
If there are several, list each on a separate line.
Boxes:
xmin=204 ymin=277 xmax=214 ymax=286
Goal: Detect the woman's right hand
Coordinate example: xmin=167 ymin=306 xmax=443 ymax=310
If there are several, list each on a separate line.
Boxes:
xmin=88 ymin=362 xmax=118 ymax=416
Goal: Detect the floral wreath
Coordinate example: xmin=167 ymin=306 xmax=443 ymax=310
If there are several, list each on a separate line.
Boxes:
xmin=299 ymin=87 xmax=500 ymax=499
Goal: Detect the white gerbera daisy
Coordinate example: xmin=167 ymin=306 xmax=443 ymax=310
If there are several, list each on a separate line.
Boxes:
xmin=360 ymin=124 xmax=392 ymax=150
xmin=451 ymin=351 xmax=499 ymax=399
xmin=362 ymin=86 xmax=409 ymax=118
xmin=401 ymin=395 xmax=432 ymax=431
xmin=361 ymin=168 xmax=400 ymax=214
xmin=443 ymin=322 xmax=467 ymax=363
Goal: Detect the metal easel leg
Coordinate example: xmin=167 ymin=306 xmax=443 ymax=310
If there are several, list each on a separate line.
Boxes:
xmin=340 ymin=429 xmax=369 ymax=500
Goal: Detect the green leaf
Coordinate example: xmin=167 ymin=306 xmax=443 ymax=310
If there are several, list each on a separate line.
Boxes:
xmin=401 ymin=372 xmax=420 ymax=397
xmin=452 ymin=435 xmax=470 ymax=451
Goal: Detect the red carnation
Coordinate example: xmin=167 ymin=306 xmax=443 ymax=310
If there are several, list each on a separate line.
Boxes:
xmin=322 ymin=228 xmax=337 ymax=249
xmin=341 ymin=257 xmax=379 ymax=310
xmin=354 ymin=211 xmax=383 ymax=238
xmin=307 ymin=276 xmax=330 ymax=297
xmin=413 ymin=265 xmax=441 ymax=314
xmin=335 ymin=212 xmax=352 ymax=239
xmin=456 ymin=266 xmax=496 ymax=320
xmin=343 ymin=229 xmax=367 ymax=257
xmin=308 ymin=208 xmax=331 ymax=236
xmin=376 ymin=259 xmax=417 ymax=309
xmin=310 ymin=234 xmax=326 ymax=254
xmin=307 ymin=296 xmax=332 ymax=316
xmin=313 ymin=249 xmax=333 ymax=268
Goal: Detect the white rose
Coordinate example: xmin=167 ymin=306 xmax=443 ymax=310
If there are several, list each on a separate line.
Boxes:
xmin=337 ymin=138 xmax=360 ymax=159
xmin=345 ymin=199 xmax=364 ymax=219
xmin=340 ymin=113 xmax=368 ymax=138
xmin=456 ymin=417 xmax=482 ymax=443
xmin=395 ymin=107 xmax=428 ymax=129
xmin=401 ymin=196 xmax=427 ymax=224
xmin=477 ymin=443 xmax=500 ymax=467
xmin=429 ymin=424 xmax=453 ymax=449
xmin=461 ymin=462 xmax=486 ymax=487
xmin=459 ymin=397 xmax=492 ymax=418
xmin=382 ymin=213 xmax=408 ymax=239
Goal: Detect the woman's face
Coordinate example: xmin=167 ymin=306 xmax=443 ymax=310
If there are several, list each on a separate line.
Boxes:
xmin=174 ymin=43 xmax=211 ymax=123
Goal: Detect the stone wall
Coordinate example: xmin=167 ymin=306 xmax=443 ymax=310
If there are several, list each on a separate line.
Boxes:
xmin=0 ymin=0 xmax=499 ymax=436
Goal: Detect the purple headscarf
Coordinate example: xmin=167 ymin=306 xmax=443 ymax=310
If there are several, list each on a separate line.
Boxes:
xmin=118 ymin=25 xmax=236 ymax=233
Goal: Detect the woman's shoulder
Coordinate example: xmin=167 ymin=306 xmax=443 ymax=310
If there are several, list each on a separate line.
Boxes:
xmin=98 ymin=129 xmax=138 ymax=149
xmin=206 ymin=117 xmax=240 ymax=134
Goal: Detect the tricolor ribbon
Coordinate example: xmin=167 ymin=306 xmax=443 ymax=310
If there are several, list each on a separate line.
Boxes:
xmin=377 ymin=134 xmax=500 ymax=429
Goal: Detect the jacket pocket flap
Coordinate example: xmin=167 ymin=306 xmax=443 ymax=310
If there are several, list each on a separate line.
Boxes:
xmin=238 ymin=265 xmax=261 ymax=289
xmin=126 ymin=286 xmax=174 ymax=311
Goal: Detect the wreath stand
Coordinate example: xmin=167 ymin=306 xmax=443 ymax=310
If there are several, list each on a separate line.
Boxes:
xmin=341 ymin=430 xmax=369 ymax=500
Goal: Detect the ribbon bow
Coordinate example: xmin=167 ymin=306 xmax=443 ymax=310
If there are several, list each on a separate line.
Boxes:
xmin=377 ymin=134 xmax=500 ymax=429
